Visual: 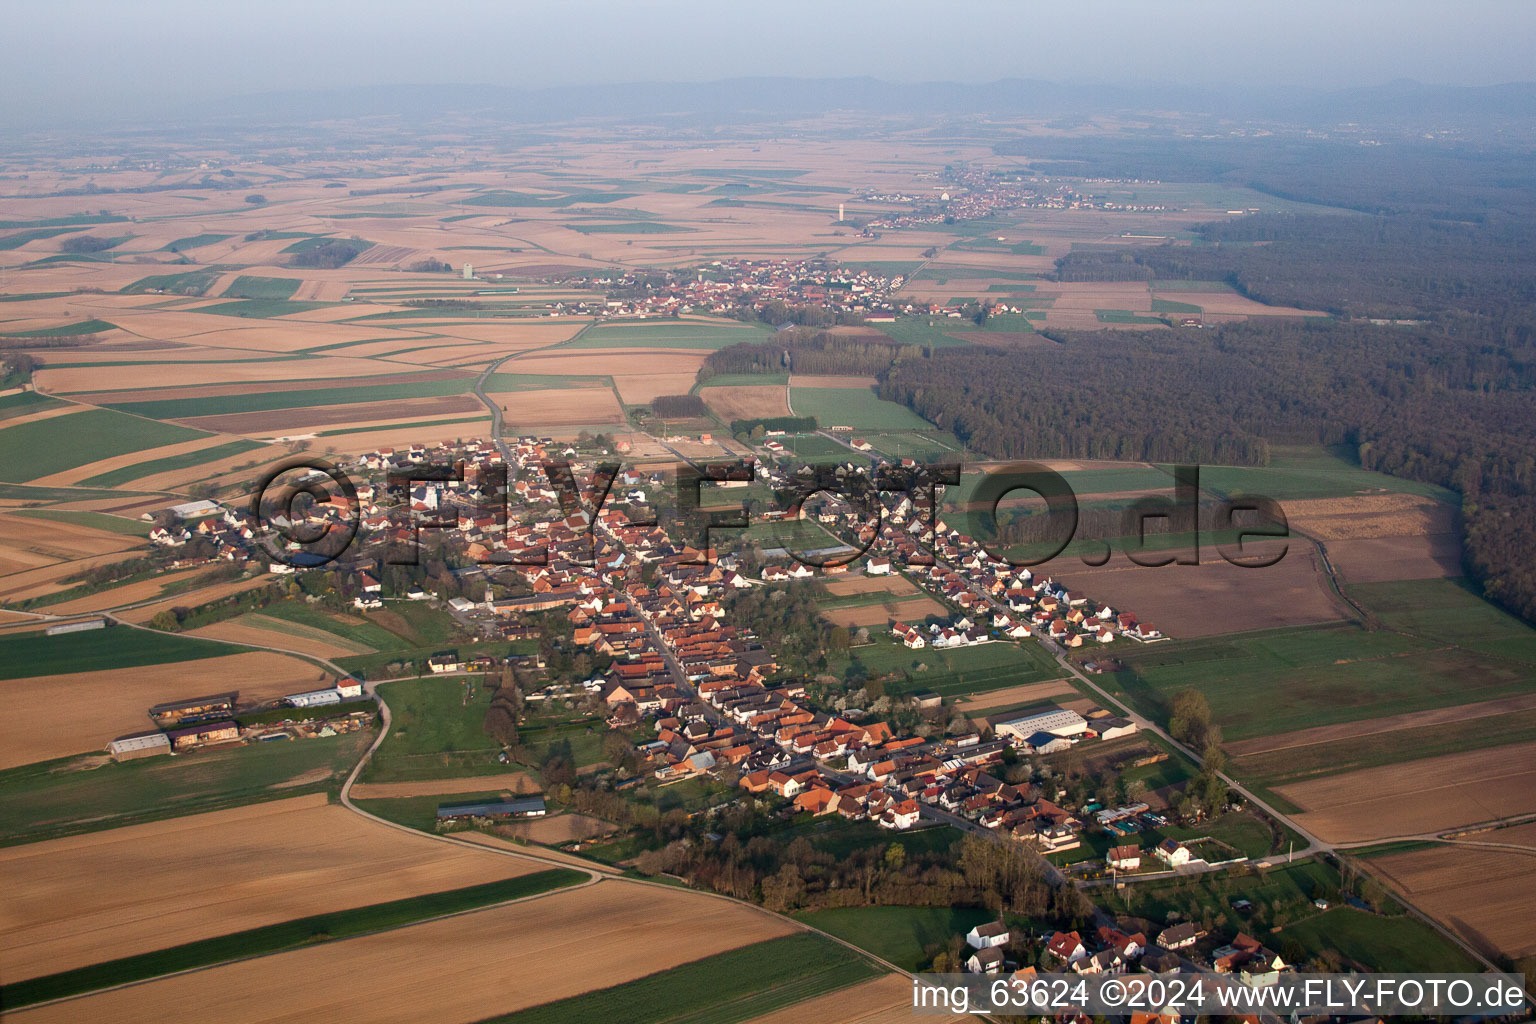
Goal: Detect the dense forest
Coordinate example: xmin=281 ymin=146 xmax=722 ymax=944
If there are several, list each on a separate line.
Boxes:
xmin=707 ymin=140 xmax=1536 ymax=621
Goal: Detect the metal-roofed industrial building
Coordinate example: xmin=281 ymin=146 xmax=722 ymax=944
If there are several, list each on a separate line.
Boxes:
xmin=436 ymin=797 xmax=546 ymax=821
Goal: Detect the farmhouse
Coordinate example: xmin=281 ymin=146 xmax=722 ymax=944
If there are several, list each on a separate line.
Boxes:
xmin=1108 ymin=845 xmax=1141 ymax=870
xmin=1155 ymin=839 xmax=1192 ymax=868
xmin=966 ymin=945 xmax=1006 ymax=974
xmin=427 ymin=651 xmax=463 ymax=673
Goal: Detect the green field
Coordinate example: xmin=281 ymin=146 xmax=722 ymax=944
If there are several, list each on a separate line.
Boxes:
xmin=0 ymin=391 xmax=63 ymax=421
xmin=487 ymin=932 xmax=881 ymax=1024
xmin=1103 ymin=620 xmax=1535 ymax=743
xmin=795 ymin=905 xmax=993 ymax=971
xmin=862 ymin=430 xmax=966 ymax=462
xmin=122 ymin=270 xmax=221 ymax=295
xmin=1151 ymin=298 xmax=1203 ymax=314
xmin=103 ymin=375 xmax=472 ymax=419
xmin=1281 ymin=907 xmax=1480 ymax=972
xmin=698 ymin=373 xmax=790 ymax=387
xmin=0 ymin=731 xmax=372 ymax=846
xmin=0 ymin=869 xmax=584 ymax=1008
xmin=220 ymin=275 xmax=300 ymax=299
xmin=788 ymin=387 xmax=934 ymax=431
xmin=1095 ymin=309 xmax=1166 ymax=325
xmin=7 ymin=508 xmax=151 ymax=536
xmin=0 ymin=625 xmax=232 ymax=680
xmin=160 ymin=233 xmax=232 ymax=252
xmin=557 ymin=321 xmax=772 ymax=350
xmin=0 ymin=319 xmax=116 ymax=338
xmin=197 ymin=298 xmax=330 ymax=318
xmin=1201 ymin=445 xmax=1455 ymax=502
xmin=361 ymin=675 xmax=508 ymax=783
xmin=0 ymin=409 xmax=209 ymax=481
xmin=76 ymin=439 xmax=265 ymax=487
xmin=1349 ymin=576 xmax=1536 ymax=664
xmin=832 ymin=635 xmax=1063 ymax=698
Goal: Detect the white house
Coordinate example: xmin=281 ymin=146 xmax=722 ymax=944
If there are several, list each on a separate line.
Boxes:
xmin=966 ymin=921 xmax=1010 ymax=950
xmin=1108 ymin=845 xmax=1141 ymax=871
xmin=966 ymin=945 xmax=1006 ymax=974
xmin=1155 ymin=839 xmax=1192 ymax=868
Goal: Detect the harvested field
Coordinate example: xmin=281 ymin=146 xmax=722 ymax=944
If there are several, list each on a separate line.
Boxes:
xmin=494 ymin=386 xmax=624 ymax=427
xmin=1328 ymin=533 xmax=1463 ymax=583
xmin=312 ymin=419 xmax=491 ymax=455
xmin=180 ymin=395 xmax=483 ymax=435
xmin=347 ymin=773 xmax=540 ymax=800
xmin=701 ymin=385 xmax=791 ymax=421
xmin=1050 ymin=542 xmax=1347 ymax=638
xmin=504 ymin=812 xmax=613 ymax=844
xmin=1369 ymin=844 xmax=1536 ymax=959
xmin=40 ymin=565 xmax=220 ymax=615
xmin=0 ymin=514 xmax=144 ymax=563
xmin=0 ymin=551 xmax=144 ymax=604
xmin=822 ymin=574 xmax=919 ymax=598
xmin=742 ymin=974 xmax=967 ymax=1024
xmin=1286 ymin=494 xmax=1455 ymax=540
xmin=788 ymin=375 xmax=878 ymax=388
xmin=1227 ymin=692 xmax=1536 ymax=757
xmin=13 ymin=880 xmax=794 ymax=1024
xmin=613 ymin=373 xmax=703 ymax=404
xmin=1277 ymin=741 xmax=1536 ymax=843
xmin=116 ymin=442 xmax=291 ymax=492
xmin=0 ymin=650 xmax=319 ymax=769
xmin=35 ymin=355 xmax=415 ymax=394
xmin=822 ymin=595 xmax=945 ymax=627
xmin=186 ymin=612 xmax=372 ymax=658
xmin=0 ymin=794 xmax=545 ymax=982
xmin=1159 ymin=291 xmax=1327 ymax=317
xmin=504 ymin=348 xmax=706 ymax=376
xmin=954 ymin=679 xmax=1073 ymax=710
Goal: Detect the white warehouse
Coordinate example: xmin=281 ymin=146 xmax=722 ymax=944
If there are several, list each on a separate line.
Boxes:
xmin=992 ymin=707 xmax=1089 ymax=744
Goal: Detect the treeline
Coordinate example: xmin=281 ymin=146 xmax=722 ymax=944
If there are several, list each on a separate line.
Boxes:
xmin=700 ymin=332 xmax=923 ymax=380
xmin=729 ymin=415 xmax=816 ymax=436
xmin=650 ymin=394 xmax=708 ymax=418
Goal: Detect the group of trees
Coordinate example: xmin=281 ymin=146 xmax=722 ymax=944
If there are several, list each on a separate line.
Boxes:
xmin=721 ymin=582 xmax=848 ymax=676
xmin=289 ymin=237 xmax=371 ymax=269
xmin=635 ymin=828 xmax=1091 ymax=926
xmin=700 ymin=331 xmax=923 ymax=380
xmin=650 ymin=394 xmax=709 ymax=419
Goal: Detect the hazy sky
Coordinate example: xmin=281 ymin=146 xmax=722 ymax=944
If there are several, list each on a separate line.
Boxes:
xmin=8 ymin=0 xmax=1535 ymax=122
